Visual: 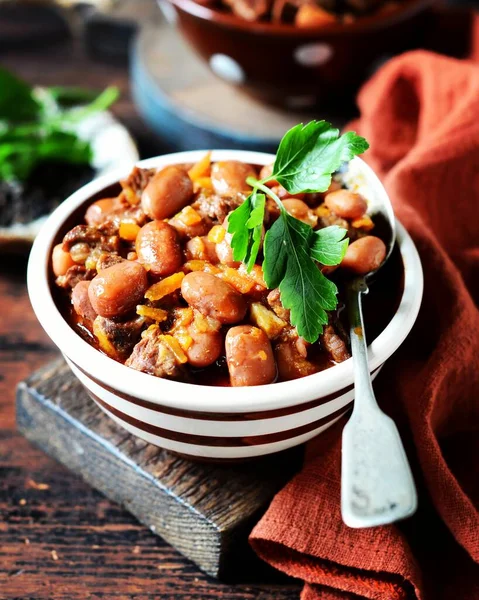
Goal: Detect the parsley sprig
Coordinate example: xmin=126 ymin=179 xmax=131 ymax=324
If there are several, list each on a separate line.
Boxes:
xmin=227 ymin=120 xmax=369 ymax=343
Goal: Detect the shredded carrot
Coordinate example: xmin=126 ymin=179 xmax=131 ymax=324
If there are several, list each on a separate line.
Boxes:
xmin=193 ymin=311 xmax=221 ymax=333
xmin=188 ymin=152 xmax=211 ymax=181
xmin=172 ymin=307 xmax=194 ymax=329
xmin=176 ymin=205 xmax=203 ymax=227
xmin=193 ymin=176 xmax=214 ymax=192
xmin=207 ymin=225 xmax=226 ymax=244
xmin=238 ymin=263 xmax=267 ymax=288
xmin=352 ymin=215 xmax=374 ymax=231
xmin=145 ymin=272 xmax=185 ymax=301
xmin=175 ymin=332 xmax=194 ymax=352
xmin=218 ymin=266 xmax=254 ymax=294
xmin=136 ymin=305 xmax=168 ymax=322
xmin=119 ymin=221 xmax=141 ymax=241
xmin=159 ymin=335 xmax=188 ymax=363
xmin=184 ymin=260 xmax=221 ymax=274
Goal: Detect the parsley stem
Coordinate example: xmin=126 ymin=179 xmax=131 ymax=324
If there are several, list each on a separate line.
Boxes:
xmin=246 ymin=177 xmax=284 ymax=212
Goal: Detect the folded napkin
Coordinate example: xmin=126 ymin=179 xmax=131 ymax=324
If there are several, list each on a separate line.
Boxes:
xmin=250 ymin=46 xmax=479 ymax=600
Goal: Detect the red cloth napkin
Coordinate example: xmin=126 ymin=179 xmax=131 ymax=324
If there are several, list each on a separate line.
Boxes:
xmin=250 ymin=45 xmax=479 ymax=600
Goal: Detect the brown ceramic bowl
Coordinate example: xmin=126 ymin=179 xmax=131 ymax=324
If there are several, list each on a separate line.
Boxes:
xmin=161 ymin=0 xmax=435 ymax=107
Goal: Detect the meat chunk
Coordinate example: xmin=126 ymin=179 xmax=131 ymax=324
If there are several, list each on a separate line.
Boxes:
xmin=120 ymin=166 xmax=156 ymax=205
xmin=96 ymin=253 xmax=124 ymax=272
xmin=192 ymin=190 xmax=244 ymax=224
xmin=267 ymin=289 xmax=290 ymax=322
xmin=320 ymin=317 xmax=350 ymax=363
xmin=62 ymin=224 xmax=120 ymax=256
xmin=55 ymin=265 xmax=95 ymax=289
xmin=94 ymin=315 xmax=145 ymax=359
xmin=126 ymin=326 xmax=189 ymax=381
xmin=275 ymin=337 xmax=318 ymax=381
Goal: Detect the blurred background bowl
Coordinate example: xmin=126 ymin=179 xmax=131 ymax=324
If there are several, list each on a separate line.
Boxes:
xmin=161 ymin=0 xmax=436 ymax=108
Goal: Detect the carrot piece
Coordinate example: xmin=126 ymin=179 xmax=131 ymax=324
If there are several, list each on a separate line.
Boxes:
xmin=159 ymin=334 xmax=188 ymax=364
xmin=194 ymin=176 xmax=213 ymax=192
xmin=136 ymin=305 xmax=168 ymax=322
xmin=93 ymin=317 xmax=121 ymax=360
xmin=188 ymin=152 xmax=211 ymax=181
xmin=175 ymin=332 xmax=194 ymax=352
xmin=176 ymin=205 xmax=203 ymax=226
xmin=145 ymin=272 xmax=185 ymax=301
xmin=351 ymin=215 xmax=375 ymax=231
xmin=119 ymin=221 xmax=141 ymax=241
xmin=207 ymin=225 xmax=226 ymax=244
xmin=218 ymin=265 xmax=255 ymax=294
xmin=315 ymin=205 xmax=331 ymax=217
xmin=184 ymin=260 xmax=221 ymax=274
xmin=238 ymin=264 xmax=267 ymax=288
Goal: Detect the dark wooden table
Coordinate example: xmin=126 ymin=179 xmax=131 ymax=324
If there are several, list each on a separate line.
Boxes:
xmin=0 ymin=37 xmax=300 ymax=599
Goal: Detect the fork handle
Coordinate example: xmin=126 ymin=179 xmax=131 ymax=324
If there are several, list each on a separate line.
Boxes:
xmin=341 ymin=279 xmax=417 ymax=528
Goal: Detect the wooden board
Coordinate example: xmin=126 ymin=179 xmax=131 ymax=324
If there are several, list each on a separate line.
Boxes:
xmin=16 ymin=359 xmax=304 ymax=582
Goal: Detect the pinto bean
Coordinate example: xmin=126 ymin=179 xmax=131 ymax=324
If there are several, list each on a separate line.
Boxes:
xmin=85 ymin=198 xmax=118 ymax=227
xmin=136 ymin=221 xmax=183 ymax=277
xmin=185 ymin=236 xmax=218 ymax=263
xmin=181 ymin=272 xmax=246 ymax=324
xmin=185 ymin=326 xmax=223 ymax=368
xmin=270 ymin=184 xmax=305 ymax=200
xmin=52 ymin=243 xmax=76 ymax=277
xmin=341 ymin=235 xmax=387 ymax=274
xmin=259 ymin=164 xmax=279 ymax=187
xmin=211 ymin=161 xmax=256 ymax=196
xmin=71 ymin=281 xmax=97 ymax=322
xmin=141 ymin=166 xmax=193 ymax=220
xmin=324 ymin=190 xmax=368 ymax=220
xmin=225 ymin=325 xmax=276 ymax=386
xmin=216 ymin=213 xmax=239 ymax=267
xmin=282 ymin=199 xmax=318 ymax=227
xmin=88 ymin=261 xmax=148 ymax=318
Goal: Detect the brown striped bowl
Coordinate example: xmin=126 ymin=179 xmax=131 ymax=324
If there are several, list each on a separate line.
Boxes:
xmin=27 ymin=150 xmax=423 ymax=460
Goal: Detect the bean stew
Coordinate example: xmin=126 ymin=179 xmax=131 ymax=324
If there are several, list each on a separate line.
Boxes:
xmin=52 ymin=155 xmax=400 ymax=387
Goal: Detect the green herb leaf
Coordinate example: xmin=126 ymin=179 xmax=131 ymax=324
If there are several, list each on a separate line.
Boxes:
xmin=272 ymin=120 xmax=369 ymax=194
xmin=228 ymin=194 xmax=253 ymax=262
xmin=0 ymin=68 xmax=41 ymax=123
xmin=228 ymin=190 xmax=266 ymax=270
xmin=263 ymin=211 xmax=339 ymax=343
xmin=310 ymin=226 xmax=349 ymax=266
xmin=245 ymin=191 xmax=265 ymax=271
xmin=0 ymin=68 xmax=119 ymax=183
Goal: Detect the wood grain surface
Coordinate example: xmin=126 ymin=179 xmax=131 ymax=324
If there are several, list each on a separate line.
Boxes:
xmin=0 ymin=37 xmax=301 ymax=600
xmin=17 ymin=360 xmax=302 ymax=580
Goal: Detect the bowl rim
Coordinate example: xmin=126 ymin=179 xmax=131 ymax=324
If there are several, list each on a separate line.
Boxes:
xmin=27 ymin=149 xmax=423 ymax=413
xmin=163 ymin=0 xmax=434 ymax=36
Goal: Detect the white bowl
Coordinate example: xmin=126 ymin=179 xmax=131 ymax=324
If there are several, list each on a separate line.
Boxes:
xmin=27 ymin=150 xmax=423 ymax=460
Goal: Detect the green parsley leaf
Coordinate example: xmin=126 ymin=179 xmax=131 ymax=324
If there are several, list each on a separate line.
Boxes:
xmin=245 ymin=191 xmax=265 ymax=271
xmin=228 ymin=194 xmax=253 ymax=262
xmin=226 ymin=119 xmax=370 ymax=342
xmin=263 ymin=211 xmax=339 ymax=343
xmin=310 ymin=226 xmax=349 ymax=266
xmin=272 ymin=120 xmax=369 ymax=194
xmin=228 ymin=190 xmax=266 ymax=270
xmin=0 ymin=68 xmax=118 ymax=183
xmin=0 ymin=68 xmax=41 ymax=123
